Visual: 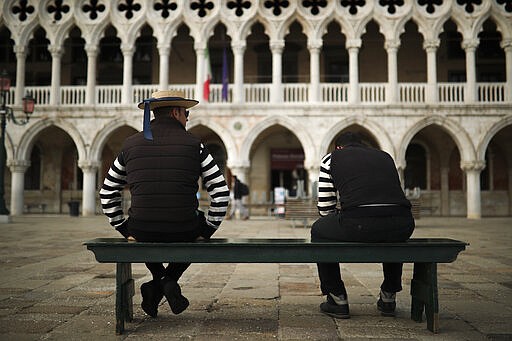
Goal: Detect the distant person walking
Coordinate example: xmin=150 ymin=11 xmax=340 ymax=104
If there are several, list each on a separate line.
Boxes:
xmin=227 ymin=175 xmax=249 ymax=220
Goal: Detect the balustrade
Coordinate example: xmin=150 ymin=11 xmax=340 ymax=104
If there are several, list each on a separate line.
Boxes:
xmin=17 ymin=82 xmax=507 ymax=108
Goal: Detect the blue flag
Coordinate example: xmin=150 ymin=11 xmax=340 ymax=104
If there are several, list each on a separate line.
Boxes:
xmin=222 ymin=48 xmax=229 ymax=101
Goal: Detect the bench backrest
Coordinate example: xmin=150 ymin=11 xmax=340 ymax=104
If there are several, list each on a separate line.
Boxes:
xmin=85 ymin=238 xmax=467 ymax=264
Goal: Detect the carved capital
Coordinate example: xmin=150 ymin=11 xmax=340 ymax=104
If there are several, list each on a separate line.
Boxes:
xmin=384 ymin=40 xmax=400 ymax=52
xmin=48 ymin=44 xmax=64 ymax=57
xmin=7 ymin=159 xmax=30 ymax=173
xmin=84 ymin=44 xmax=99 ymax=57
xmin=78 ymin=160 xmax=100 ymax=172
xmin=270 ymin=40 xmax=285 ymax=53
xmin=232 ymin=40 xmax=246 ymax=54
xmin=460 ymin=160 xmax=486 ymax=172
xmin=423 ymin=39 xmax=440 ymax=52
xmin=346 ymin=39 xmax=362 ymax=50
xmin=462 ymin=39 xmax=479 ymax=51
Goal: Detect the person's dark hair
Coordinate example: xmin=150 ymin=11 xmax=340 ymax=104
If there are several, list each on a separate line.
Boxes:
xmin=335 ymin=132 xmax=362 ymax=147
xmin=153 ymin=106 xmax=171 ymax=117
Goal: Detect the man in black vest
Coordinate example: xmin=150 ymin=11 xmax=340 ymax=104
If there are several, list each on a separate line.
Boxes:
xmin=100 ymin=90 xmax=230 ymax=318
xmin=313 ymin=132 xmax=415 ymax=319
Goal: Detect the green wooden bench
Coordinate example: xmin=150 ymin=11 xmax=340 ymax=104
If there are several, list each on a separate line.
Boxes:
xmin=84 ymin=237 xmax=467 ymax=335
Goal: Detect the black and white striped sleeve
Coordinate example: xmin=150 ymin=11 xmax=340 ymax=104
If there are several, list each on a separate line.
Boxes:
xmin=200 ymin=143 xmax=230 ymax=229
xmin=317 ymin=153 xmax=337 ymax=216
xmin=99 ymin=153 xmax=127 ymax=228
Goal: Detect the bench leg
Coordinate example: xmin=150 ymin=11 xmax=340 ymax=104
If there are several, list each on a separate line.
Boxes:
xmin=410 ymin=262 xmax=439 ymax=333
xmin=115 ymin=263 xmax=134 ymax=335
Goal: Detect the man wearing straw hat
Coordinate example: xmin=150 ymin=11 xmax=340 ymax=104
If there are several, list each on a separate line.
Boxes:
xmin=100 ymin=90 xmax=230 ymax=318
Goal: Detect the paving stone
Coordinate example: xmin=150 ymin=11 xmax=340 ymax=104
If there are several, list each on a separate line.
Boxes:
xmin=0 ymin=215 xmax=510 ymax=339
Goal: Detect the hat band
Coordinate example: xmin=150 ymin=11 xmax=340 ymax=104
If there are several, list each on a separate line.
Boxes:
xmin=143 ymin=100 xmax=153 ymax=140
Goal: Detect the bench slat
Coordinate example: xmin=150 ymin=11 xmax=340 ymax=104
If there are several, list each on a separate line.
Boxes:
xmin=85 ymin=238 xmax=467 ymax=264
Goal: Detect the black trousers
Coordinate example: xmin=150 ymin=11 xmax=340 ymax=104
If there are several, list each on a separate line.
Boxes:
xmin=311 ymin=209 xmax=414 ymax=296
xmin=127 ymin=213 xmax=208 ymax=282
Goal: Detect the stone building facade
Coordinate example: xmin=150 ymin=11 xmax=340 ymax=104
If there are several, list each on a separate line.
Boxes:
xmin=0 ymin=0 xmax=511 ymax=218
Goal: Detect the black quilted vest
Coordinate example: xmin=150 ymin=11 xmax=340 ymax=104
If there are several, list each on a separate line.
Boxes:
xmin=121 ymin=116 xmax=201 ymax=232
xmin=330 ymin=144 xmax=411 ymax=210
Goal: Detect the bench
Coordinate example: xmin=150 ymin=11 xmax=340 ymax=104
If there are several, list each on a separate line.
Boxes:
xmin=85 ymin=237 xmax=467 ymax=335
xmin=284 ymin=199 xmax=319 ymax=227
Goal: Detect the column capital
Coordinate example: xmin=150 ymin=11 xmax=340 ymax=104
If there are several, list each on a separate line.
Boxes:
xmin=157 ymin=43 xmax=171 ymax=55
xmin=423 ymin=39 xmax=440 ymax=52
xmin=346 ymin=38 xmax=362 ymax=50
xmin=232 ymin=40 xmax=246 ymax=53
xmin=462 ymin=39 xmax=479 ymax=51
xmin=500 ymin=39 xmax=512 ymax=50
xmin=120 ymin=43 xmax=135 ymax=55
xmin=384 ymin=40 xmax=400 ymax=51
xmin=84 ymin=44 xmax=99 ymax=57
xmin=78 ymin=160 xmax=100 ymax=172
xmin=461 ymin=160 xmax=485 ymax=172
xmin=48 ymin=44 xmax=64 ymax=57
xmin=307 ymin=39 xmax=322 ymax=51
xmin=7 ymin=159 xmax=30 ymax=172
xmin=270 ymin=40 xmax=285 ymax=53
xmin=13 ymin=44 xmax=26 ymax=55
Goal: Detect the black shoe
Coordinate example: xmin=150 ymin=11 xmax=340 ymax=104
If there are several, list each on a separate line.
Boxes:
xmin=377 ymin=290 xmax=396 ymax=317
xmin=320 ymin=293 xmax=350 ymax=319
xmin=161 ymin=277 xmax=189 ymax=315
xmin=140 ymin=280 xmax=164 ymax=317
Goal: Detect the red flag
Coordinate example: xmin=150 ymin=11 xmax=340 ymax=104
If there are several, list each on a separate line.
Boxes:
xmin=203 ymin=48 xmax=212 ymax=101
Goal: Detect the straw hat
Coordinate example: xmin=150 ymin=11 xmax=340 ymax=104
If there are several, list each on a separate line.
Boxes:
xmin=137 ymin=90 xmax=199 ymax=110
xmin=139 ymin=90 xmax=198 ymax=141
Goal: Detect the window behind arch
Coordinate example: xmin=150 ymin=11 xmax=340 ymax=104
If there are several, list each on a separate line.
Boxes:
xmin=25 ymin=146 xmax=41 ymax=190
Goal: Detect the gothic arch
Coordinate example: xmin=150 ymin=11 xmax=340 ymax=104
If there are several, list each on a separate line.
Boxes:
xmin=16 ymin=119 xmax=87 ymax=162
xmin=239 ymin=116 xmax=315 ymax=168
xmin=89 ymin=119 xmax=138 ymax=161
xmin=478 ymin=116 xmax=512 ymax=161
xmin=319 ymin=116 xmax=395 ymax=160
xmin=188 ymin=117 xmax=238 ymax=163
xmin=399 ymin=115 xmax=476 ymax=167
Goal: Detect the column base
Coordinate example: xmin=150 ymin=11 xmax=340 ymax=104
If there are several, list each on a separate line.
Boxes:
xmin=0 ymin=215 xmax=12 ymax=223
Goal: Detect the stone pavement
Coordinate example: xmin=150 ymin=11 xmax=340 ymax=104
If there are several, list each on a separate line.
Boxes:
xmin=0 ymin=215 xmax=511 ymax=340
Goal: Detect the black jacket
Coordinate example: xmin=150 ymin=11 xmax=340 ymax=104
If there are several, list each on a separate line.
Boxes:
xmin=122 ymin=116 xmax=201 ymax=232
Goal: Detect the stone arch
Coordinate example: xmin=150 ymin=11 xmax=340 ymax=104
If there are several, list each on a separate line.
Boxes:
xmin=188 ymin=117 xmax=238 ymax=163
xmin=399 ymin=115 xmax=475 ymax=167
xmin=239 ymin=116 xmax=315 ymax=168
xmin=319 ymin=116 xmax=395 ymax=159
xmin=238 ymin=15 xmax=271 ymax=42
xmin=16 ymin=119 xmax=87 ymax=162
xmin=478 ymin=116 xmax=512 ymax=161
xmin=89 ymin=119 xmax=138 ymax=162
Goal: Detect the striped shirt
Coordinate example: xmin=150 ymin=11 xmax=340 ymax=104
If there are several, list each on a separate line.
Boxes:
xmin=100 ymin=142 xmax=230 ymax=231
xmin=317 ymin=153 xmax=338 ymax=216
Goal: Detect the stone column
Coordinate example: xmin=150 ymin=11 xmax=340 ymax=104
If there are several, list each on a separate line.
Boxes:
xmin=440 ymin=166 xmax=450 ymax=216
xmin=85 ymin=44 xmax=98 ymax=105
xmin=230 ymin=165 xmax=250 ymax=185
xmin=509 ymin=168 xmax=512 ymax=215
xmin=462 ymin=39 xmax=479 ymax=103
xmin=501 ymin=40 xmax=512 ymax=102
xmin=158 ymin=44 xmax=170 ymax=90
xmin=270 ymin=40 xmax=284 ymax=103
xmin=347 ymin=39 xmax=361 ymax=104
xmin=79 ymin=161 xmax=99 ymax=216
xmin=14 ymin=45 xmax=27 ymax=106
xmin=195 ymin=44 xmax=206 ymax=102
xmin=385 ymin=40 xmax=400 ymax=103
xmin=121 ymin=43 xmax=134 ymax=105
xmin=424 ymin=39 xmax=440 ymax=103
xmin=49 ymin=45 xmax=63 ymax=105
xmin=305 ymin=164 xmax=319 ymax=200
xmin=232 ymin=41 xmax=246 ymax=104
xmin=461 ymin=160 xmax=485 ymax=219
xmin=8 ymin=160 xmax=30 ymax=216
xmin=308 ymin=40 xmax=321 ymax=103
